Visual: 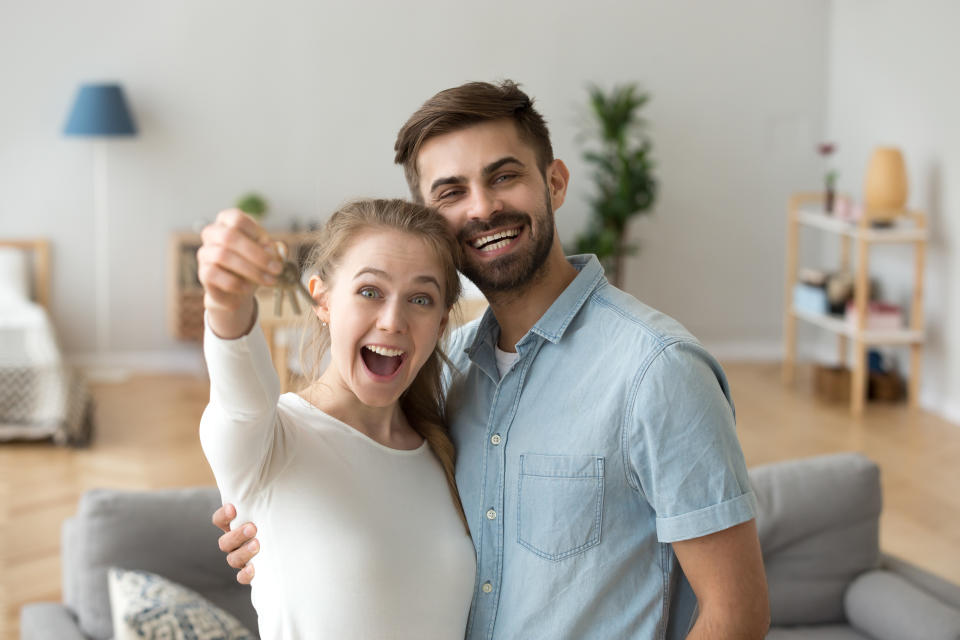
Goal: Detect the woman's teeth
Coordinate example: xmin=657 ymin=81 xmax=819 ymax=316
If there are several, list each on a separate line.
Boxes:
xmin=365 ymin=345 xmax=404 ymax=357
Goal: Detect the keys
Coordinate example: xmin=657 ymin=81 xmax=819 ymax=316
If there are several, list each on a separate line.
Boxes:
xmin=271 ymin=242 xmax=317 ymax=316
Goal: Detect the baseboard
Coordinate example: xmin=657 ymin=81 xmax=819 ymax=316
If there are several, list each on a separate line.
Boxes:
xmin=705 ymin=340 xmax=960 ymax=428
xmin=702 ymin=340 xmax=783 ymax=362
xmin=66 ymin=349 xmax=206 ymax=381
xmin=923 ymin=391 xmax=960 ymax=427
xmin=62 ymin=343 xmax=960 ymax=428
xmin=943 ymin=400 xmax=960 ymax=427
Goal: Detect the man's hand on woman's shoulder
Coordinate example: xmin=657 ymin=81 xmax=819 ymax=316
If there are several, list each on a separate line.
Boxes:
xmin=212 ymin=503 xmax=260 ymax=584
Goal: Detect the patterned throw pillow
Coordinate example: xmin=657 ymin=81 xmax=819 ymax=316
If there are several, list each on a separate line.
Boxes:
xmin=108 ymin=567 xmax=256 ymax=640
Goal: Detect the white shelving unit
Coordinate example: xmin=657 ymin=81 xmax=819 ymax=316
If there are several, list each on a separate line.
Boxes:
xmin=781 ymin=192 xmax=928 ymax=416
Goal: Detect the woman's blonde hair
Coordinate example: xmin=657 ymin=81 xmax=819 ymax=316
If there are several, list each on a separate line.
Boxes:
xmin=298 ymin=198 xmax=466 ymax=529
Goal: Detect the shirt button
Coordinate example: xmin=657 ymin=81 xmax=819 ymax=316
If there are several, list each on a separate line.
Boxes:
xmin=486 ymin=509 xmax=497 ymax=520
xmin=490 ymin=434 xmax=502 ymax=445
xmin=482 ymin=582 xmax=493 ymax=594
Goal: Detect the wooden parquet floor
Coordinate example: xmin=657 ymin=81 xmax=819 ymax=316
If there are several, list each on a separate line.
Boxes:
xmin=2 ymin=363 xmax=959 ymax=639
xmin=0 ymin=373 xmax=216 ymax=640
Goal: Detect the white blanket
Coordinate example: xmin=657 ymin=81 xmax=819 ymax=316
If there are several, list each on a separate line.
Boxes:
xmin=0 ymin=298 xmax=86 ymax=442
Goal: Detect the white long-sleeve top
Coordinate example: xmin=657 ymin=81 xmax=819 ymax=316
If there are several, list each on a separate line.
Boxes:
xmin=199 ymin=313 xmax=476 ymax=639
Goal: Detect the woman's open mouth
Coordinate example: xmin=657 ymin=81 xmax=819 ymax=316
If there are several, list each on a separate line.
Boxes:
xmin=361 ymin=345 xmax=406 ymax=380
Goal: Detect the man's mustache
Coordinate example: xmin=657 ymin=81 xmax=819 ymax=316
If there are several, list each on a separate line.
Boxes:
xmin=457 ymin=212 xmax=531 ymax=244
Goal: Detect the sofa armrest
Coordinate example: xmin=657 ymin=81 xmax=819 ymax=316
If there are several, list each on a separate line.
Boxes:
xmin=19 ymin=603 xmax=87 ymax=640
xmin=844 ymin=569 xmax=960 ymax=640
xmin=882 ymin=552 xmax=960 ymax=610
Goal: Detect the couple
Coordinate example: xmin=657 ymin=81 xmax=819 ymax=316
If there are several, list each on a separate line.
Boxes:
xmin=198 ymin=80 xmax=769 ymax=639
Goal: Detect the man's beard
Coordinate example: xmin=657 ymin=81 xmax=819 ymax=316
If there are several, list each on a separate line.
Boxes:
xmin=457 ymin=195 xmax=555 ymax=295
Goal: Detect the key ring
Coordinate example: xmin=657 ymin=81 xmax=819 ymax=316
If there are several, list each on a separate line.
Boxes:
xmin=273 ymin=240 xmax=289 ymax=262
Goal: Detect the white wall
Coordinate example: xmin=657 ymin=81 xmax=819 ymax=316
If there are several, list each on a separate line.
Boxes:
xmin=1 ymin=3 xmax=830 ymax=368
xmin=825 ymin=0 xmax=959 ymax=423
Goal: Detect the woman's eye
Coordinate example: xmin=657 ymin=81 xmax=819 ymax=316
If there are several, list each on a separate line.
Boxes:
xmin=410 ymin=294 xmax=432 ymax=306
xmin=359 ymin=287 xmax=380 ymax=299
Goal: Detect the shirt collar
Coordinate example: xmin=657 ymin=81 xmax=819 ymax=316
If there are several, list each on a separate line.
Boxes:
xmin=465 ymin=254 xmax=606 ymax=359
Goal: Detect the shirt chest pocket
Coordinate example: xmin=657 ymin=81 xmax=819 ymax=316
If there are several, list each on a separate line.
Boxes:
xmin=517 ymin=453 xmax=605 ymax=561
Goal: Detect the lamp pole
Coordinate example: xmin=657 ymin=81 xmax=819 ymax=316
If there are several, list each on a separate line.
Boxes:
xmin=93 ymin=140 xmax=110 ymax=353
xmin=63 ymin=83 xmax=137 ymax=361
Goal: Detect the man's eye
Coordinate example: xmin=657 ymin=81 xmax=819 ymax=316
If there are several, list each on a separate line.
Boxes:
xmin=359 ymin=287 xmax=381 ymax=299
xmin=494 ymin=173 xmax=516 ymax=184
xmin=437 ymin=189 xmax=463 ymax=201
xmin=410 ymin=294 xmax=432 ymax=306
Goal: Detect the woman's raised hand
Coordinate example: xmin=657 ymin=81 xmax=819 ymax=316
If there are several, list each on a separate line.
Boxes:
xmin=197 ymin=209 xmax=284 ymax=338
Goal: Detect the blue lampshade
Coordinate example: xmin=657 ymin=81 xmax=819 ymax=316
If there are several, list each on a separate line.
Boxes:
xmin=64 ymin=84 xmax=137 ymax=136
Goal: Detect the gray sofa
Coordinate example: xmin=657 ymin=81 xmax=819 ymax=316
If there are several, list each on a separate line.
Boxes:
xmin=20 ymin=487 xmax=257 ymax=640
xmin=753 ymin=454 xmax=960 ymax=639
xmin=20 ymin=453 xmax=960 ymax=639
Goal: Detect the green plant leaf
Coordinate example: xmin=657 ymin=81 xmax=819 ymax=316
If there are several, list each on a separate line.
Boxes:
xmin=235 ymin=192 xmax=268 ymax=218
xmin=573 ymin=82 xmax=657 ymax=283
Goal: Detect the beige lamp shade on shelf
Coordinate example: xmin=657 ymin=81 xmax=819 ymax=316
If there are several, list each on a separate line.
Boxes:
xmin=863 ymin=147 xmax=908 ymax=223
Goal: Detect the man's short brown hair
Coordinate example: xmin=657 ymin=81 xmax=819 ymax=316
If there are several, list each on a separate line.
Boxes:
xmin=394 ymin=80 xmax=554 ymax=202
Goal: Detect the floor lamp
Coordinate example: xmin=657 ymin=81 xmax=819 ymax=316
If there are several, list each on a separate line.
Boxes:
xmin=63 ymin=84 xmax=137 ymax=357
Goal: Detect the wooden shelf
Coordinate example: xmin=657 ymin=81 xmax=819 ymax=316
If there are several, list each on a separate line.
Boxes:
xmin=790 ymin=309 xmax=924 ymax=345
xmin=782 ymin=192 xmax=927 ymax=416
xmin=795 ymin=208 xmax=929 ymax=243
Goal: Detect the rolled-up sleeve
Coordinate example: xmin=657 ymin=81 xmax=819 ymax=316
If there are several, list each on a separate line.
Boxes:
xmin=625 ymin=339 xmax=756 ymax=542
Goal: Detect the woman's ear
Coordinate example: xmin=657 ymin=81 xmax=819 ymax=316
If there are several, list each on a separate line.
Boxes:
xmin=438 ymin=307 xmax=450 ymax=337
xmin=309 ymin=275 xmax=330 ymax=324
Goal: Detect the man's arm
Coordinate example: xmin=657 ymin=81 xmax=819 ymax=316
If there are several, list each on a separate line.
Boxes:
xmin=212 ymin=503 xmax=260 ymax=584
xmin=672 ymin=519 xmax=770 ymax=639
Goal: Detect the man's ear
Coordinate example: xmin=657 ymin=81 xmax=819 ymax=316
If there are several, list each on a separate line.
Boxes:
xmin=546 ymin=159 xmax=570 ymax=211
xmin=309 ymin=275 xmax=330 ymax=323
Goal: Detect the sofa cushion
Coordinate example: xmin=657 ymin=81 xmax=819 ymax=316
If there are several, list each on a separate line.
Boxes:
xmin=65 ymin=487 xmax=257 ymax=639
xmin=766 ymin=626 xmax=870 ymax=639
xmin=845 ymin=569 xmax=960 ymax=640
xmin=19 ymin=602 xmax=87 ymax=640
xmin=108 ymin=567 xmax=255 ymax=640
xmin=749 ymin=452 xmax=881 ymax=626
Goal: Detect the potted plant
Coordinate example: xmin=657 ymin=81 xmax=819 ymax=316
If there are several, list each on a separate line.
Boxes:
xmin=571 ymin=84 xmax=657 ymax=288
xmin=235 ymin=192 xmax=269 ymax=220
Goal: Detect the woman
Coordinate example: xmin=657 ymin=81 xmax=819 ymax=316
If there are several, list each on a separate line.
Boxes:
xmin=197 ymin=199 xmax=475 ymax=639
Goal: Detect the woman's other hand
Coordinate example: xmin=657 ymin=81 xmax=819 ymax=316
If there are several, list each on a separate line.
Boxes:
xmin=212 ymin=502 xmax=260 ymax=585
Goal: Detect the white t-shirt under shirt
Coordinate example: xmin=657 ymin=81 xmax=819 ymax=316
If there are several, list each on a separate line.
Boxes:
xmin=494 ymin=347 xmax=519 ymax=379
xmin=199 ymin=314 xmax=476 ymax=639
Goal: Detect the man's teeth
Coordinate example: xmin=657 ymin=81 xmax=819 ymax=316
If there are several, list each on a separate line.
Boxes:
xmin=472 ymin=229 xmax=520 ymax=250
xmin=480 ymin=239 xmax=512 ymax=252
xmin=366 ymin=345 xmax=404 ymax=357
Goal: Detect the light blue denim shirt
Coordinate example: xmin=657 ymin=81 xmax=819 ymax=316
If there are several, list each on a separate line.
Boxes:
xmin=444 ymin=255 xmax=756 ymax=640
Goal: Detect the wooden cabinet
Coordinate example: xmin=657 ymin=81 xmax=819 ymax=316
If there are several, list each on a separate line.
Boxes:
xmin=167 ymin=230 xmax=316 ymax=341
xmin=781 ymin=192 xmax=927 ymax=416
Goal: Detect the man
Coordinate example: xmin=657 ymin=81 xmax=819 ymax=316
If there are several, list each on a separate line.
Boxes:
xmin=212 ymin=80 xmax=769 ymax=638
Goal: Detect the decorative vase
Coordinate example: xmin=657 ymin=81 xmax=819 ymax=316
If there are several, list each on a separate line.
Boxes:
xmin=863 ymin=147 xmax=908 ymax=224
